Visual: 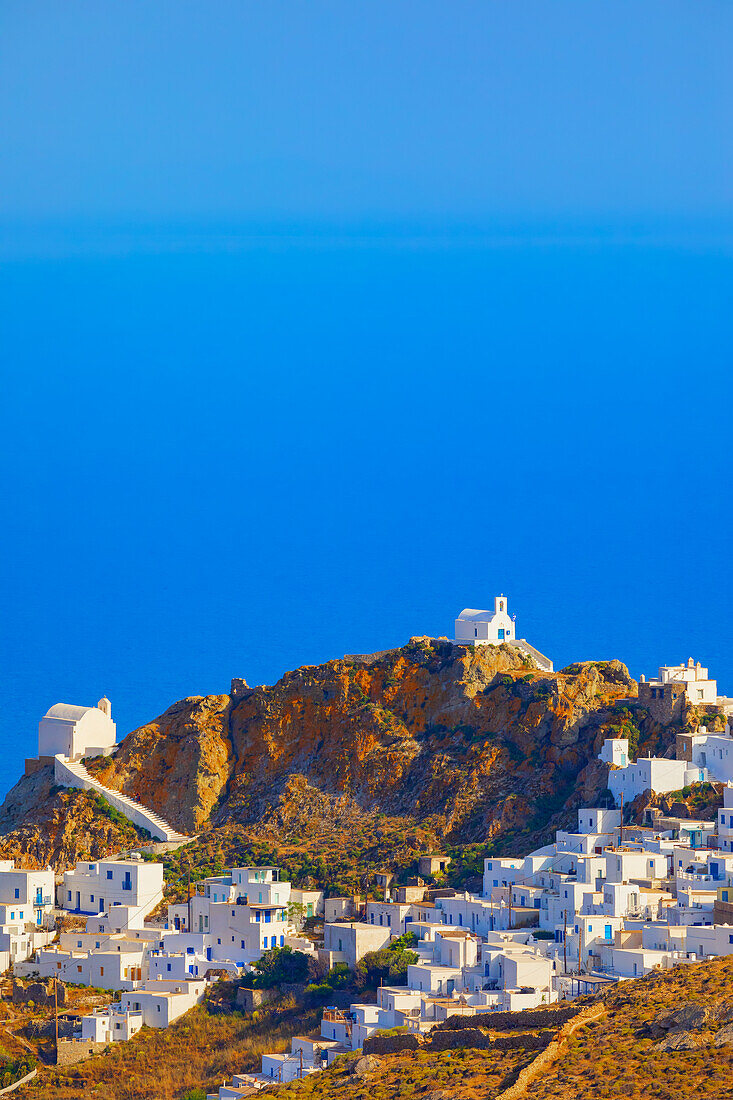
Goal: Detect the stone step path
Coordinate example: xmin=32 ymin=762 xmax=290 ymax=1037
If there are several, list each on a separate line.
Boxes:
xmin=54 ymin=755 xmax=190 ymax=844
xmin=509 ymin=638 xmax=554 ymax=673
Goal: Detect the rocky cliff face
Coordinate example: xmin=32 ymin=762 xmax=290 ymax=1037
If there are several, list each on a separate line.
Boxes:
xmin=0 ymin=767 xmax=148 ymax=868
xmin=88 ymin=641 xmax=658 ymax=841
xmin=0 ymin=640 xmax=700 ymax=875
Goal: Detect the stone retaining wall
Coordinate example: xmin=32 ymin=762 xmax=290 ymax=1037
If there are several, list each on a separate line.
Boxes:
xmin=12 ymin=979 xmax=66 ymax=1008
xmin=427 ymin=1029 xmax=553 ymax=1053
xmin=363 ymin=1033 xmax=421 ymax=1055
xmin=56 ymin=1039 xmax=108 ymax=1066
xmin=434 ymin=1005 xmax=581 ymax=1033
xmin=235 ymin=987 xmax=277 ymax=1012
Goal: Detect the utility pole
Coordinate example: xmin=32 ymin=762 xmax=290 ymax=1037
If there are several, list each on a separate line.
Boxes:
xmin=563 ymin=911 xmax=567 ymax=975
xmin=619 ymin=794 xmax=624 ymax=847
xmin=578 ymin=920 xmax=583 ymax=976
xmin=299 ymin=1048 xmax=303 ymax=1079
xmin=54 ymin=978 xmax=59 ymax=1064
xmin=187 ymin=862 xmax=192 ymax=934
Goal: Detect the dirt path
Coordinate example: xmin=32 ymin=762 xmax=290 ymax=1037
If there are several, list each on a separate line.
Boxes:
xmin=496 ymin=1002 xmax=606 ymax=1100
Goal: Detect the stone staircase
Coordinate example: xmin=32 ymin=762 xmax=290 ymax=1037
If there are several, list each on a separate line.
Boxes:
xmin=509 ymin=638 xmax=554 ymax=673
xmin=54 ymin=755 xmax=190 ymax=844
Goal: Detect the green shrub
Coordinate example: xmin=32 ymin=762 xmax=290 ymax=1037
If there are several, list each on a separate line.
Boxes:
xmin=240 ymin=946 xmax=310 ymax=989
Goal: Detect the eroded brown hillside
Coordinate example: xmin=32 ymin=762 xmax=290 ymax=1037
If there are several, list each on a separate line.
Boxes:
xmin=0 ymin=640 xmax=707 ymax=876
xmin=88 ymin=641 xmax=676 ymax=843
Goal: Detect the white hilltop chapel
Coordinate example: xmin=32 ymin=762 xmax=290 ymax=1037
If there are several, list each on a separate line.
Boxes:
xmin=455 ymin=595 xmax=515 ymax=646
xmin=38 ymin=698 xmax=117 ymax=761
xmin=453 ymin=595 xmax=554 ymax=672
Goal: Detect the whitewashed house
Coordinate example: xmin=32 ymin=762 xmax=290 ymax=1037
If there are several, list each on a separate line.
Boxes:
xmin=80 ymin=977 xmax=206 ymax=1041
xmin=166 ymin=866 xmax=293 ymax=969
xmin=601 ymin=738 xmax=704 ymax=805
xmin=322 ymin=921 xmax=391 ymax=968
xmin=0 ymin=862 xmax=54 ymax=928
xmin=718 ymin=785 xmax=733 ymax=853
xmin=640 ymin=659 xmax=718 ymax=707
xmin=62 ymin=857 xmax=164 ymax=917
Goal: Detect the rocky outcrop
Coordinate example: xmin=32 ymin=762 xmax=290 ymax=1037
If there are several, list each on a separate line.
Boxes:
xmin=0 ymin=767 xmax=148 ymax=868
xmin=647 ymin=1000 xmax=733 ymax=1050
xmin=0 ymin=640 xmax=698 ymax=871
xmin=87 ymin=694 xmax=232 ymax=834
xmin=82 ymin=642 xmax=646 ymax=846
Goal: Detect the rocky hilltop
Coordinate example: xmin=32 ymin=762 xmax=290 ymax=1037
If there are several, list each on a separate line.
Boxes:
xmin=0 ymin=640 xmax=708 ymax=880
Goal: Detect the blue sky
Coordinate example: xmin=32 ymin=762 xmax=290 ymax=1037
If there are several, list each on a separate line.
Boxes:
xmin=1 ymin=3 xmax=731 ymax=792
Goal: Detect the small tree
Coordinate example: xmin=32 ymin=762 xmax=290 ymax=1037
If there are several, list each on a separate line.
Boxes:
xmin=287 ymin=901 xmax=307 ymax=930
xmin=353 ymin=933 xmax=418 ymax=991
xmin=241 ymin=946 xmax=310 ymax=989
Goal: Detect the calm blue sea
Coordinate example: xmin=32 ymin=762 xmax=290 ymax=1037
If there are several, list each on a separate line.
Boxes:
xmin=1 ymin=229 xmax=731 ymax=798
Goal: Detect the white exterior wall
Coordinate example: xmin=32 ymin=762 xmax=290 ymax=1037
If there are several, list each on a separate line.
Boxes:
xmin=406 ymin=962 xmax=464 ymax=994
xmin=81 ymin=1008 xmax=143 ymax=1043
xmin=33 ymin=945 xmax=144 ymax=989
xmin=483 ymin=857 xmax=525 ymax=897
xmin=718 ymin=788 xmax=733 ymax=852
xmin=323 ymin=923 xmax=391 ymax=967
xmin=501 ymin=951 xmax=552 ymax=991
xmin=577 ymin=808 xmax=622 ymax=835
xmin=148 ymin=951 xmax=207 ymax=981
xmin=685 ymin=925 xmax=733 ymax=958
xmin=62 ymin=860 xmax=164 ymax=917
xmin=599 ymin=739 xmax=629 ymax=767
xmin=607 ymin=757 xmax=698 ymax=805
xmin=366 ymin=901 xmax=411 ymax=933
xmin=605 ymin=850 xmax=668 ymax=883
xmin=121 ymin=979 xmax=205 ymax=1027
xmin=184 ymin=869 xmax=292 ymax=966
xmin=691 ymin=734 xmax=733 ymax=782
xmin=289 ymin=889 xmax=324 ymax=919
xmin=435 ymin=932 xmax=478 ymax=969
xmin=0 ymin=868 xmax=54 ymax=926
xmin=642 ymin=661 xmax=718 ymax=705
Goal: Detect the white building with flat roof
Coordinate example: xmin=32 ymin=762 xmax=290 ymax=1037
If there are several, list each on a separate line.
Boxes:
xmin=0 ymin=862 xmax=54 ymax=927
xmin=80 ymin=978 xmax=206 ymax=1041
xmin=641 ymin=659 xmax=718 ymax=706
xmin=600 ymin=738 xmax=705 ymax=806
xmin=62 ymin=858 xmax=164 ymax=918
